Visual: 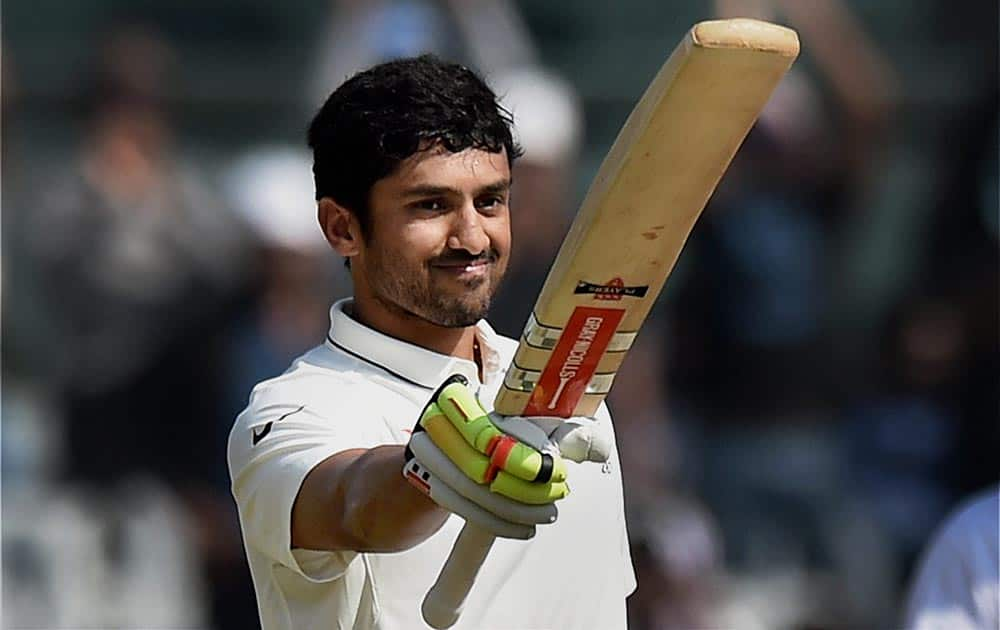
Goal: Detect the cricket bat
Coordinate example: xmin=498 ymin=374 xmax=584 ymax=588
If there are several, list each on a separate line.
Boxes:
xmin=421 ymin=18 xmax=799 ymax=629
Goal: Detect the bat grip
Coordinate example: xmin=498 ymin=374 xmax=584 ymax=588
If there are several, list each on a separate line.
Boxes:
xmin=422 ymin=523 xmax=496 ymax=629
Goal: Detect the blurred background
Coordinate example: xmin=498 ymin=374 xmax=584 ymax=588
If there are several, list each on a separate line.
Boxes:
xmin=1 ymin=0 xmax=996 ymax=628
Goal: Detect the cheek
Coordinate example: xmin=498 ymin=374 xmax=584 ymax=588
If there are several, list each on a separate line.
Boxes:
xmin=486 ymin=215 xmax=512 ymax=254
xmin=395 ymin=220 xmax=452 ymax=261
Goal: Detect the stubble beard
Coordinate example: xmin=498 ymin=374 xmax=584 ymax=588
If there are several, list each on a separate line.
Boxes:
xmin=367 ymin=245 xmax=506 ymax=328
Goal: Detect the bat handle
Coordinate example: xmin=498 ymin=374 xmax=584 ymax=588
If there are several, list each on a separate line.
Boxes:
xmin=422 ymin=523 xmax=496 ymax=629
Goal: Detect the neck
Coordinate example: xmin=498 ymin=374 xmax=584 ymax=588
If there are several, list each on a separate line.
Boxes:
xmin=349 ymin=293 xmax=479 ymax=363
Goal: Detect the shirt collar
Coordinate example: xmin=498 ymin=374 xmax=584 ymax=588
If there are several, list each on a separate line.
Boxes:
xmin=326 ymin=298 xmax=504 ymax=390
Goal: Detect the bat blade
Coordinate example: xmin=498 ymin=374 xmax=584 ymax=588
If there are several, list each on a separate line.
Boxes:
xmin=496 ymin=18 xmax=800 ymax=418
xmin=422 ymin=19 xmax=800 ymax=628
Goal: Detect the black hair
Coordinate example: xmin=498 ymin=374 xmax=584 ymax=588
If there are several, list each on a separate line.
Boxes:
xmin=307 ymin=54 xmax=522 ymax=234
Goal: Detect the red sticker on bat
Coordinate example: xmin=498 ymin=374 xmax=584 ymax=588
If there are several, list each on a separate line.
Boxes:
xmin=523 ymin=306 xmax=625 ymax=417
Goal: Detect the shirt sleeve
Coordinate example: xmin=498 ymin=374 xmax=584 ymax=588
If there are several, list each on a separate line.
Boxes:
xmin=227 ymin=384 xmax=377 ymax=582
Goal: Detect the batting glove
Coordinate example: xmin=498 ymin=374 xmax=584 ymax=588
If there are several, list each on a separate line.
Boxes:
xmin=403 ymin=375 xmax=569 ymax=539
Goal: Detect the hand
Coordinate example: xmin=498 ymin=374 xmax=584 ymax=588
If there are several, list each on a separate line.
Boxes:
xmin=403 ymin=375 xmax=569 ymax=539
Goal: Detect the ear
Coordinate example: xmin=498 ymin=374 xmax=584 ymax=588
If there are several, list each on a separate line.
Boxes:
xmin=318 ymin=197 xmax=362 ymax=258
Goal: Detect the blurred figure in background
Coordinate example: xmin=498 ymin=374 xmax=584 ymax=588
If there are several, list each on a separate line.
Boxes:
xmin=905 ymin=485 xmax=999 ymax=630
xmin=308 ymin=0 xmax=539 ymax=107
xmin=628 ymin=498 xmax=724 ymax=630
xmin=662 ymin=1 xmax=903 ymax=627
xmin=688 ymin=0 xmax=898 ymax=415
xmin=843 ymin=294 xmax=971 ymax=570
xmin=28 ymin=22 xmax=249 ymax=486
xmin=5 ymin=22 xmax=250 ymax=629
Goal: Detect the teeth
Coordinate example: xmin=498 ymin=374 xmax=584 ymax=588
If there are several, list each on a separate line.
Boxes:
xmin=435 ymin=262 xmax=487 ymax=272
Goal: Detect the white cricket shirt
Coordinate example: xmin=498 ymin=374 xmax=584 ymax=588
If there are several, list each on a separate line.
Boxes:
xmin=228 ymin=298 xmax=636 ymax=630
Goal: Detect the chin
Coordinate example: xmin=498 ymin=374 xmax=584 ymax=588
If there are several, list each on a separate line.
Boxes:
xmin=427 ymin=297 xmax=491 ymax=328
xmin=425 ymin=311 xmax=483 ymax=328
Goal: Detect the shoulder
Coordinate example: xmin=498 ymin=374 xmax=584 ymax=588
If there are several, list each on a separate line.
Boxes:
xmin=230 ymin=341 xmax=413 ymax=439
xmin=227 ymin=342 xmax=415 ymax=475
xmin=244 ymin=346 xmax=364 ymax=412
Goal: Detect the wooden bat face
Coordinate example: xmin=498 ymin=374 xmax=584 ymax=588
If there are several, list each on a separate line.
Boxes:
xmin=495 ymin=19 xmax=800 ymax=418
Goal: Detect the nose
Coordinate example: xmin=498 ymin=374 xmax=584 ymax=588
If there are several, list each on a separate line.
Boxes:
xmin=446 ymin=201 xmax=490 ymax=255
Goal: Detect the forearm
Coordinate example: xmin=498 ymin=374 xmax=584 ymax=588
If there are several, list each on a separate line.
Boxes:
xmin=292 ymin=445 xmax=450 ymax=553
xmin=340 ymin=445 xmax=452 ymax=551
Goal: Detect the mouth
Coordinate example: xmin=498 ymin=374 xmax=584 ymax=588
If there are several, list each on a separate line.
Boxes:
xmin=431 ymin=260 xmax=492 ymax=280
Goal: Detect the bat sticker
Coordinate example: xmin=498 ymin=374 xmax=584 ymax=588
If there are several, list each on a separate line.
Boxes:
xmin=524 ymin=306 xmax=625 ymax=416
xmin=574 ymin=278 xmax=649 ymax=301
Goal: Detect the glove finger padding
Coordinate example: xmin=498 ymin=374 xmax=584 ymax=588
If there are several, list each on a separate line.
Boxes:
xmin=403 ymin=456 xmax=536 ymax=540
xmin=408 ymin=433 xmax=558 ymax=525
xmin=432 ymin=379 xmax=567 ymax=484
xmin=402 ymin=375 xmax=569 ymax=533
xmin=412 ymin=418 xmax=569 ymax=505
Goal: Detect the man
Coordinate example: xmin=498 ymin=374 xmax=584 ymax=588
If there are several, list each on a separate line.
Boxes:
xmin=228 ymin=55 xmax=635 ymax=630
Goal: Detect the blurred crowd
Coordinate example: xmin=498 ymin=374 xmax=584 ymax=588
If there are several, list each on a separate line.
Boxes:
xmin=2 ymin=1 xmax=996 ymax=629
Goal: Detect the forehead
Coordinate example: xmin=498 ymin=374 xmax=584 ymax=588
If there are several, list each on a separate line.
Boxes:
xmin=386 ymin=145 xmax=510 ymax=190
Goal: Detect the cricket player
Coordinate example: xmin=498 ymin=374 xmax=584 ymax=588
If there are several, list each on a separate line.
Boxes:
xmin=228 ymin=55 xmax=635 ymax=630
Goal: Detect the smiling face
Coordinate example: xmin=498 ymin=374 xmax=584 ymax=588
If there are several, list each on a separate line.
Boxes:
xmin=345 ymin=144 xmax=512 ymax=329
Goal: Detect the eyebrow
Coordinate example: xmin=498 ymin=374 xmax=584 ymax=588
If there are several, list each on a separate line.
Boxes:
xmin=401 ymin=179 xmax=511 ymax=199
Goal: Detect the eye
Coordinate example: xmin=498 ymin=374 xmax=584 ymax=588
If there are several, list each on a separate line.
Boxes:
xmin=476 ymin=195 xmax=506 ymax=211
xmin=413 ymin=198 xmax=446 ymax=212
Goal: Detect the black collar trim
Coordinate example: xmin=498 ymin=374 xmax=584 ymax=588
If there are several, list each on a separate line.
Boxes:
xmin=326 ymin=335 xmax=433 ymax=390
